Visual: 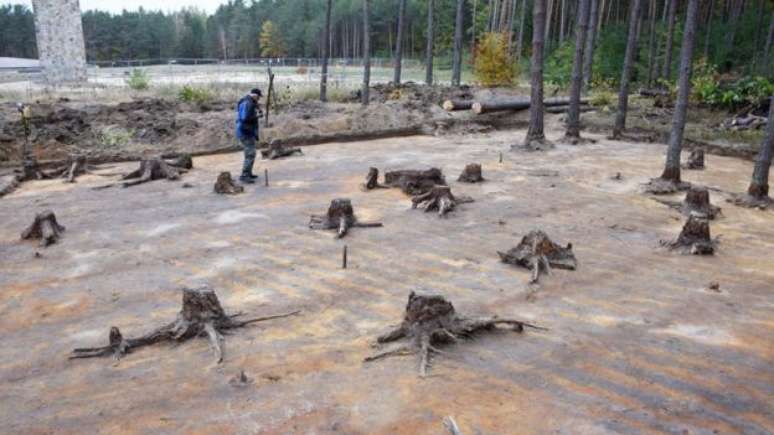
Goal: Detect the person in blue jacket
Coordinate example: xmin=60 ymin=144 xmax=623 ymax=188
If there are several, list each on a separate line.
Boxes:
xmin=235 ymin=88 xmax=263 ymax=183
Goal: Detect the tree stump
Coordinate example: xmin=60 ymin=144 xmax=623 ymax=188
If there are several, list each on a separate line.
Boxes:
xmin=70 ymin=285 xmax=299 ymax=363
xmin=121 ymin=157 xmax=185 ymax=188
xmin=682 ymin=149 xmax=705 ymax=170
xmin=362 ymin=167 xmax=388 ymax=190
xmin=498 ymin=230 xmax=577 ymax=284
xmin=261 ymin=140 xmax=303 ymax=160
xmin=309 ymin=198 xmax=383 ymax=238
xmin=643 ymin=177 xmax=691 ymax=194
xmin=661 ymin=214 xmax=717 ymax=255
xmin=457 ymin=163 xmax=484 ymax=183
xmin=411 ymin=186 xmax=474 ymax=216
xmin=364 ymin=291 xmax=544 ymax=377
xmin=653 ymin=186 xmax=721 ymax=219
xmin=384 ymin=168 xmax=446 ymax=195
xmin=21 ymin=210 xmax=65 ymax=247
xmin=213 ymin=172 xmax=244 ymax=194
xmin=727 ymin=193 xmax=773 ymax=210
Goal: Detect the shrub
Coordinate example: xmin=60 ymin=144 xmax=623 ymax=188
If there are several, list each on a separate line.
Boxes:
xmin=178 ymin=85 xmax=214 ymax=105
xmin=691 ymin=58 xmax=773 ymax=110
xmin=98 ymin=126 xmax=133 ymax=147
xmin=545 ymin=41 xmax=575 ymax=88
xmin=125 ymin=69 xmax=150 ymax=91
xmin=473 ymin=32 xmax=517 ymax=87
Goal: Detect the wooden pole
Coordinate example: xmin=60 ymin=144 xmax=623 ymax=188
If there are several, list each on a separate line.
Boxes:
xmin=342 ymin=245 xmax=348 ymax=269
xmin=264 ymin=169 xmax=269 ymax=187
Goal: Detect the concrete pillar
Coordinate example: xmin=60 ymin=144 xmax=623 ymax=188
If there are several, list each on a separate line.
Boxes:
xmin=31 ymin=0 xmax=87 ymax=85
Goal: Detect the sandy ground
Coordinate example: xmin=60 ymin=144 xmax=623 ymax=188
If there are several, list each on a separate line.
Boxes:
xmin=0 ymin=130 xmax=773 ymax=434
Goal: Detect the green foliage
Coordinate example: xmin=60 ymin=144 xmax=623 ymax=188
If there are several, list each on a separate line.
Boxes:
xmin=473 ymin=33 xmax=517 ymax=87
xmin=125 ymin=69 xmax=150 ymax=90
xmin=260 ymin=21 xmax=286 ymax=57
xmin=691 ymin=58 xmax=773 ymax=110
xmin=178 ymin=85 xmax=214 ymax=105
xmin=589 ymin=90 xmax=614 ymax=108
xmin=544 ymin=41 xmax=575 ymax=88
xmin=98 ymin=126 xmax=134 ymax=147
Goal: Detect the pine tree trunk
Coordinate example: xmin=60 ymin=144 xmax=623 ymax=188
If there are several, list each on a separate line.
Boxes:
xmin=320 ymin=0 xmax=333 ymax=102
xmin=764 ymin=13 xmax=774 ymax=72
xmin=582 ymin=0 xmax=599 ymax=92
xmin=452 ymin=0 xmax=465 ymax=86
xmin=660 ymin=0 xmax=699 ymax=183
xmin=661 ymin=0 xmax=677 ymax=81
xmin=516 ymin=0 xmax=528 ymax=63
xmin=508 ymin=0 xmax=518 ymax=52
xmin=362 ymin=0 xmax=371 ymax=105
xmin=566 ymin=0 xmax=591 ymax=140
xmin=559 ymin=0 xmax=566 ymax=43
xmin=703 ymin=0 xmax=714 ymax=59
xmin=646 ymin=0 xmax=658 ymax=87
xmin=747 ymin=97 xmax=774 ymax=198
xmin=426 ymin=0 xmax=435 ymax=84
xmin=520 ymin=0 xmax=548 ymax=147
xmin=394 ymin=0 xmax=406 ymax=84
xmin=613 ymin=0 xmax=644 ymax=137
xmin=724 ymin=0 xmax=743 ymax=69
xmin=472 ymin=0 xmax=478 ymax=55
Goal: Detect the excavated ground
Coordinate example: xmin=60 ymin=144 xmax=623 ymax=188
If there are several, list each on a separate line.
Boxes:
xmin=0 ymin=130 xmax=772 ymax=434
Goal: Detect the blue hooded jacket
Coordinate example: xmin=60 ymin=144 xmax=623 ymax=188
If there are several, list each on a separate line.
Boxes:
xmin=235 ymin=95 xmax=259 ymax=139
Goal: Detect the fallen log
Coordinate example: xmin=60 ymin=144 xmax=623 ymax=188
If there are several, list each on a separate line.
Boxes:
xmin=442 ymin=100 xmax=474 ymax=111
xmin=472 ymin=97 xmax=588 ymax=115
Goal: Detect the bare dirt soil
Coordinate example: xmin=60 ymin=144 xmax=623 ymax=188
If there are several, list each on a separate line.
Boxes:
xmin=1 ymin=129 xmax=772 ymax=433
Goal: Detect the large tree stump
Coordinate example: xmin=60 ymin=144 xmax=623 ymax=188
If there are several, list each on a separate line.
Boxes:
xmin=384 ymin=168 xmax=446 ymax=195
xmin=309 ymin=198 xmax=383 ymax=238
xmin=661 ymin=214 xmax=717 ymax=255
xmin=70 ymin=285 xmax=299 ymax=363
xmin=21 ymin=210 xmax=65 ymax=247
xmin=261 ymin=140 xmax=303 ymax=160
xmin=457 ymin=163 xmax=484 ymax=183
xmin=498 ymin=230 xmax=577 ymax=284
xmin=682 ymin=149 xmax=705 ymax=170
xmin=653 ymin=186 xmax=721 ymax=219
xmin=213 ymin=172 xmax=244 ymax=194
xmin=411 ymin=186 xmax=474 ymax=216
xmin=364 ymin=291 xmax=544 ymax=377
xmin=121 ymin=157 xmax=185 ymax=188
xmin=362 ymin=167 xmax=388 ymax=190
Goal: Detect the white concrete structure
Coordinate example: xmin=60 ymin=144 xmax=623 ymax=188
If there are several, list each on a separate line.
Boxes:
xmin=31 ymin=0 xmax=87 ymax=84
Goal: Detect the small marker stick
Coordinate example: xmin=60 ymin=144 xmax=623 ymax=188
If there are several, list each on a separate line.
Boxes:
xmin=499 ymin=152 xmax=503 ymax=163
xmin=342 ymin=245 xmax=348 ymax=269
xmin=264 ymin=169 xmax=269 ymax=187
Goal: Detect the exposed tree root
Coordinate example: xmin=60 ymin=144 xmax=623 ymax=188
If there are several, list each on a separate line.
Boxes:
xmin=682 ymin=149 xmax=705 ymax=170
xmin=0 ymin=174 xmax=22 ymax=198
xmin=498 ymin=230 xmax=577 ymax=284
xmin=411 ymin=186 xmax=474 ymax=217
xmin=21 ymin=210 xmax=65 ymax=247
xmin=362 ymin=167 xmax=389 ymax=190
xmin=661 ymin=214 xmax=717 ymax=255
xmin=384 ymin=168 xmax=446 ymax=195
xmin=514 ymin=137 xmax=555 ymax=152
xmin=213 ymin=172 xmax=244 ymax=194
xmin=309 ymin=198 xmax=383 ymax=238
xmin=261 ymin=140 xmax=303 ymax=160
xmin=653 ymin=186 xmax=721 ymax=219
xmin=562 ymin=135 xmax=597 ymax=146
xmin=726 ymin=193 xmax=773 ymax=210
xmin=121 ymin=157 xmax=187 ymax=187
xmin=457 ymin=163 xmax=485 ymax=183
xmin=364 ymin=291 xmax=544 ymax=377
xmin=643 ymin=177 xmax=691 ymax=194
xmin=70 ymin=285 xmax=300 ymax=363
xmin=41 ymin=155 xmax=100 ymax=183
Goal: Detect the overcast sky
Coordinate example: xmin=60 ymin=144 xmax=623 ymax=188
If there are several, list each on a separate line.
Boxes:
xmin=3 ymin=0 xmax=227 ymax=14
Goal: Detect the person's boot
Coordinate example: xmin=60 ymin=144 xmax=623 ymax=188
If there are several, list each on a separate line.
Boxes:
xmin=239 ymin=174 xmax=256 ymax=184
xmin=245 ymin=172 xmax=259 ymax=179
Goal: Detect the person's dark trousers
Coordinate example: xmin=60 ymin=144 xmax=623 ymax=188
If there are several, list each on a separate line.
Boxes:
xmin=239 ymin=136 xmax=257 ymax=181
